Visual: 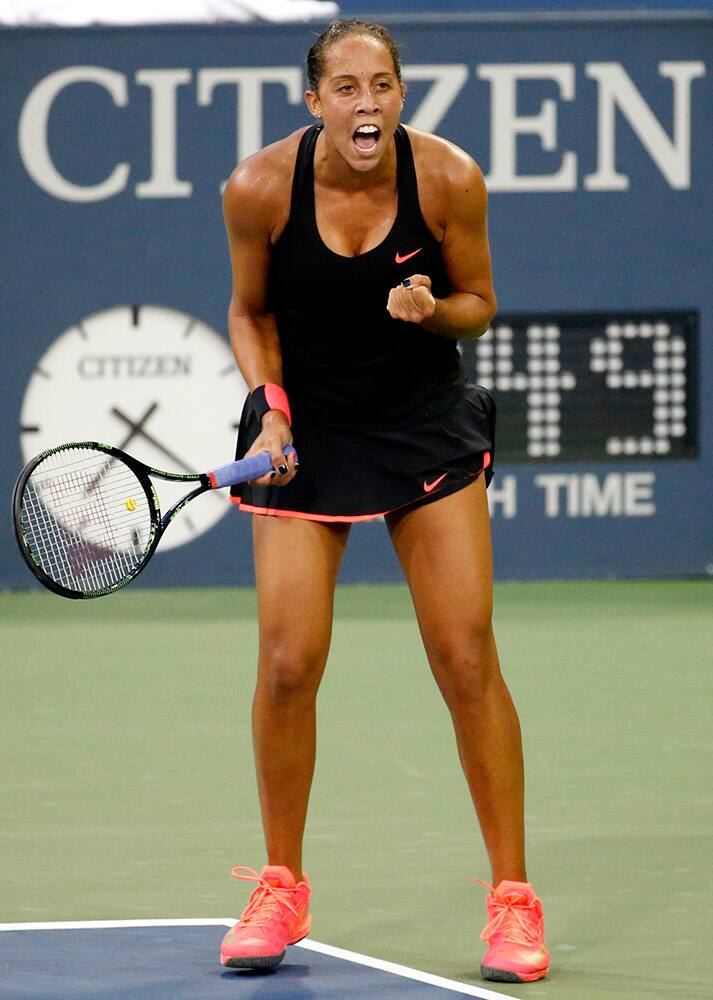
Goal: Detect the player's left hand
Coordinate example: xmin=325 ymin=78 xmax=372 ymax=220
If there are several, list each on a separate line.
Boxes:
xmin=387 ymin=274 xmax=437 ymax=325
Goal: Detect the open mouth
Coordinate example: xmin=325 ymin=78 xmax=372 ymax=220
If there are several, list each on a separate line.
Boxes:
xmin=352 ymin=124 xmax=381 ymax=152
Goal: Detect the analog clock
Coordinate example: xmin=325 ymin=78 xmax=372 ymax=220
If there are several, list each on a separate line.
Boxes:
xmin=20 ymin=304 xmax=248 ymax=551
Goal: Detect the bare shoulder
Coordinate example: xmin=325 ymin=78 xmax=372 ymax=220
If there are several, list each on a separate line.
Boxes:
xmin=223 ymin=128 xmax=307 ymax=240
xmin=405 ymin=126 xmax=487 ymax=230
xmin=406 ymin=126 xmax=486 ymax=190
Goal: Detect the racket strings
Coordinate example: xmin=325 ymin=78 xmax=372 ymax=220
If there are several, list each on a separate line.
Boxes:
xmin=23 ymin=483 xmax=78 ymax=585
xmin=19 ymin=448 xmax=154 ymax=594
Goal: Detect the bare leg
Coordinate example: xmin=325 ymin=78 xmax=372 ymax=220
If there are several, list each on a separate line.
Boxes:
xmin=251 ymin=514 xmax=350 ymax=882
xmin=387 ymin=477 xmax=526 ymax=885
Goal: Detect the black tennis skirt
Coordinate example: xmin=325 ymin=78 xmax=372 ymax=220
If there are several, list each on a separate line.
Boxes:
xmin=230 ymin=383 xmax=495 ymax=523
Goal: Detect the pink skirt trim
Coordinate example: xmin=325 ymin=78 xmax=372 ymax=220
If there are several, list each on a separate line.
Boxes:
xmin=231 ymin=498 xmax=387 ymax=523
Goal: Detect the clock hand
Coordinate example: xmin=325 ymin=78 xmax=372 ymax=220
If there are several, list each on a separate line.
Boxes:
xmin=115 ymin=401 xmax=159 ymax=451
xmin=111 ymin=406 xmax=197 ymax=474
xmin=83 ymin=401 xmax=163 ymax=496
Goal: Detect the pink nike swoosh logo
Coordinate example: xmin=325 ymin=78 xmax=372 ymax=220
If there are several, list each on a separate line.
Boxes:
xmin=423 ymin=472 xmax=448 ymax=493
xmin=395 ymin=248 xmax=422 ymax=265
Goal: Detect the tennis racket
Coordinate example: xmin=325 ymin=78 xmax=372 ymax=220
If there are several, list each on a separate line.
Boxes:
xmin=13 ymin=441 xmax=295 ymax=600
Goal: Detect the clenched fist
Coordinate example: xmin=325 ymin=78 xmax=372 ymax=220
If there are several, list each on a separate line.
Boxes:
xmin=387 ymin=274 xmax=437 ymax=325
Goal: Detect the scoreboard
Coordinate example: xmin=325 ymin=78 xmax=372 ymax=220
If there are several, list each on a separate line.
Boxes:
xmin=460 ymin=312 xmax=698 ymax=463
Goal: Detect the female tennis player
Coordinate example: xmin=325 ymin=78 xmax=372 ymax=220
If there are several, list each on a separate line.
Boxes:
xmin=219 ymin=19 xmax=549 ymax=984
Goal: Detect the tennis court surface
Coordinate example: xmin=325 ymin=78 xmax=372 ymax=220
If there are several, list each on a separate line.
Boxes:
xmin=0 ymin=920 xmax=520 ymax=999
xmin=1 ymin=581 xmax=711 ymax=1000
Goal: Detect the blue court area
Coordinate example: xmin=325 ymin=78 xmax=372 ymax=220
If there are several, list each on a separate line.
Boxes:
xmin=0 ymin=922 xmax=512 ymax=1000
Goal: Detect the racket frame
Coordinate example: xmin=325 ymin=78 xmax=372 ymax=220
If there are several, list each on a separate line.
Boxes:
xmin=12 ymin=441 xmax=211 ymax=600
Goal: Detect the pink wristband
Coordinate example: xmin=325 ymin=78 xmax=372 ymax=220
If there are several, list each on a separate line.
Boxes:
xmin=252 ymin=383 xmax=292 ymax=426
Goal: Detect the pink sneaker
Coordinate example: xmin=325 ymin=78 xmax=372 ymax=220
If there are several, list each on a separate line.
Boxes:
xmin=220 ymin=865 xmax=312 ymax=970
xmin=476 ymin=878 xmax=550 ymax=983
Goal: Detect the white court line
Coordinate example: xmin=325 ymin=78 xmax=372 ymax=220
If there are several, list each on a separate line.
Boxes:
xmin=296 ymin=938 xmax=519 ymax=1000
xmin=0 ymin=919 xmax=520 ymax=1000
xmin=0 ymin=918 xmax=234 ymax=931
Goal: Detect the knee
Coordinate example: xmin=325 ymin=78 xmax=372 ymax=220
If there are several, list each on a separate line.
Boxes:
xmin=425 ymin=621 xmax=501 ymax=707
xmin=257 ymin=639 xmax=327 ymax=703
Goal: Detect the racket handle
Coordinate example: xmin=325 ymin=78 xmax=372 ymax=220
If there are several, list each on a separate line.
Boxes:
xmin=207 ymin=446 xmax=296 ymax=489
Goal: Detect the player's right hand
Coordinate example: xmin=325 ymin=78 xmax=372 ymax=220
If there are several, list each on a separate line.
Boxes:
xmin=246 ymin=410 xmax=297 ymax=487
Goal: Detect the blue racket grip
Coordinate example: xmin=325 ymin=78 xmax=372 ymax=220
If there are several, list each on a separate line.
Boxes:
xmin=207 ymin=446 xmax=296 ymax=489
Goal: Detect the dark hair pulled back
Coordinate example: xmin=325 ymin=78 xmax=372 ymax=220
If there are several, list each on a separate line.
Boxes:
xmin=306 ymin=19 xmax=402 ymax=92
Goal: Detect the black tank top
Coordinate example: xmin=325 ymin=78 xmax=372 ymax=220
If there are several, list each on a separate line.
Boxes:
xmin=268 ymin=124 xmax=465 ymax=429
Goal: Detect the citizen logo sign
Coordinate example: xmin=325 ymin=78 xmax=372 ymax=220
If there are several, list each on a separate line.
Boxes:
xmin=78 ymin=355 xmax=192 ymax=378
xmin=17 ymin=61 xmax=706 ymax=201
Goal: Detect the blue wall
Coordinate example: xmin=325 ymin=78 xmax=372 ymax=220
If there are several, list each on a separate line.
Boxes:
xmin=340 ymin=1 xmax=713 ymax=13
xmin=2 ymin=15 xmax=712 ymax=588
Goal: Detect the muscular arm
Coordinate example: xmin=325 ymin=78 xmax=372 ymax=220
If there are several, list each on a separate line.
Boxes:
xmin=387 ymin=141 xmax=497 ymax=341
xmin=224 ymin=166 xmax=283 ymax=389
xmin=223 ymin=147 xmax=295 ymax=481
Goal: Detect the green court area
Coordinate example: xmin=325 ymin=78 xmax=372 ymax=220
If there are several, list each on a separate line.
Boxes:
xmin=1 ymin=581 xmax=711 ymax=999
